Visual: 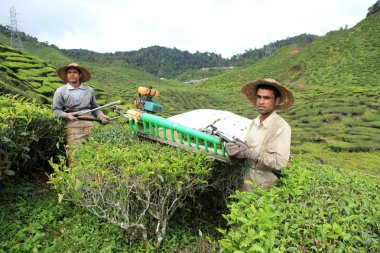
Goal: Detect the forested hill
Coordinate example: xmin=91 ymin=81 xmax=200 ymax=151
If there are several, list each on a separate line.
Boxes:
xmin=229 ymin=34 xmax=319 ymax=67
xmin=201 ymin=11 xmax=380 ymax=90
xmin=62 ymin=46 xmax=229 ymax=78
xmin=62 ymin=34 xmax=318 ymax=78
xmin=0 ymin=3 xmax=379 ymax=175
xmin=0 ymin=23 xmax=317 ymax=79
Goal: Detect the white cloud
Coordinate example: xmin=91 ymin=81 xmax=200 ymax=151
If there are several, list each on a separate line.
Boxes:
xmin=0 ymin=0 xmax=375 ymax=57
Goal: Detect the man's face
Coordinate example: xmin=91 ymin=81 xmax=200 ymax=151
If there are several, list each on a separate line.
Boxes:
xmin=255 ymin=88 xmax=280 ymax=116
xmin=66 ymin=68 xmax=81 ymax=83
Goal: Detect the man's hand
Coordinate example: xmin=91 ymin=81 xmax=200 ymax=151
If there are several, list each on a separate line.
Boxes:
xmin=225 ymin=141 xmax=258 ymax=161
xmin=225 ymin=141 xmax=245 ymax=156
xmin=97 ymin=111 xmax=110 ymax=124
xmin=60 ymin=112 xmax=78 ymax=121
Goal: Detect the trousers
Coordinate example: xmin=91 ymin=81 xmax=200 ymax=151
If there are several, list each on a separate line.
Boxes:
xmin=65 ymin=114 xmax=95 ymax=146
xmin=242 ymin=162 xmax=278 ymax=191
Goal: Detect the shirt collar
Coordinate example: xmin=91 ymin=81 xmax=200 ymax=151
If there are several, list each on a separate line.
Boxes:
xmin=66 ymin=83 xmax=85 ymax=90
xmin=254 ymin=111 xmax=278 ymax=129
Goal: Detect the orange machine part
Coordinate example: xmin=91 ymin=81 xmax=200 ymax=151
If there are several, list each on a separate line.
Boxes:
xmin=138 ymin=87 xmax=159 ymax=97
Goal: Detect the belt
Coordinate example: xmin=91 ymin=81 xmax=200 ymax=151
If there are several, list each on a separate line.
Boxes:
xmin=271 ymin=170 xmax=287 ymax=178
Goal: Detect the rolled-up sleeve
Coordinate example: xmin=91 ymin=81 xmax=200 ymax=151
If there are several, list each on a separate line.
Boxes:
xmin=255 ymin=124 xmax=291 ymax=170
xmin=245 ymin=112 xmax=291 ymax=171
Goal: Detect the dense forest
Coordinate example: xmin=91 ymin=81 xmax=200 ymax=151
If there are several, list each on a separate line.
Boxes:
xmin=0 ymin=24 xmax=317 ymax=78
xmin=62 ymin=34 xmax=318 ymax=78
xmin=229 ymin=33 xmax=319 ymax=66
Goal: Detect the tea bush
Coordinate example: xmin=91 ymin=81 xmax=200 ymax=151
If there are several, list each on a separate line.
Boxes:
xmin=0 ymin=94 xmax=64 ymax=180
xmin=35 ymin=85 xmax=55 ymax=96
xmin=2 ymin=61 xmax=45 ymax=70
xmin=49 ymin=125 xmax=214 ymax=251
xmin=218 ymin=158 xmax=379 ymax=252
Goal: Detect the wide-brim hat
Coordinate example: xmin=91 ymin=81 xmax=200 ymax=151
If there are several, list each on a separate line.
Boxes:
xmin=241 ymin=78 xmax=294 ymax=110
xmin=56 ymin=63 xmax=91 ymax=83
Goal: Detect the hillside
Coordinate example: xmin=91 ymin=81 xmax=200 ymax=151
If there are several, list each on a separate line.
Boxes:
xmin=0 ymin=27 xmax=71 ymax=67
xmin=0 ymin=24 xmax=320 ymax=80
xmin=201 ymin=12 xmax=380 ymax=89
xmin=0 ymin=43 xmax=62 ymax=103
xmin=0 ymin=42 xmax=234 ymax=118
xmin=52 ymin=34 xmax=320 ymax=80
xmin=0 ymin=6 xmax=379 ymax=253
xmin=229 ymin=33 xmax=319 ymax=66
xmin=197 ymin=11 xmax=380 ymax=174
xmin=1 ymin=12 xmax=380 ymax=174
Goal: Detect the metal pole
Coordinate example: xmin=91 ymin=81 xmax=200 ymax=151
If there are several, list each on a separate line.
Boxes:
xmin=74 ymin=100 xmax=121 ymax=116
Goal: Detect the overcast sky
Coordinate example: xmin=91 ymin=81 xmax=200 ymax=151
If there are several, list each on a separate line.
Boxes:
xmin=0 ymin=0 xmax=375 ymax=58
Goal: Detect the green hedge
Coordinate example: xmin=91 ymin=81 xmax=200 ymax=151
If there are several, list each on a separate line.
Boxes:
xmin=218 ymin=158 xmax=379 ymax=252
xmin=49 ymin=125 xmax=214 ymax=251
xmin=0 ymin=94 xmax=64 ymax=180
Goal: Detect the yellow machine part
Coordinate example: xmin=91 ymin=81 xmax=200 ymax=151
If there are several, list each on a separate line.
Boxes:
xmin=138 ymin=87 xmax=159 ymax=97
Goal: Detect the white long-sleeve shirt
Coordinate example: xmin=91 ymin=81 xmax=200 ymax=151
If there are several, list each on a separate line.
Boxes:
xmin=244 ymin=111 xmax=291 ymax=171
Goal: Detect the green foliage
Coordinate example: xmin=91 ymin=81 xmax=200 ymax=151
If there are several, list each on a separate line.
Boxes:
xmin=2 ymin=60 xmax=45 ymax=69
xmin=0 ymin=5 xmax=380 ymax=252
xmin=200 ymin=12 xmax=380 ymax=92
xmin=0 ymin=25 xmax=72 ymax=67
xmin=0 ymin=176 xmax=136 ymax=252
xmin=63 ymin=46 xmax=229 ymax=78
xmin=0 ymin=42 xmax=63 ymax=103
xmin=218 ymin=158 xmax=380 ymax=252
xmin=0 ymin=95 xmax=64 ymax=180
xmin=367 ymin=0 xmax=380 ymax=17
xmin=175 ymin=66 xmax=233 ymax=82
xmin=35 ymin=85 xmax=55 ymax=96
xmin=0 ymin=173 xmax=220 ymax=253
xmin=49 ymin=125 xmax=214 ymax=251
xmin=291 ymin=142 xmax=380 ymax=175
xmin=230 ymin=33 xmax=319 ymax=67
xmin=287 ymin=86 xmax=380 ymax=159
xmin=17 ymin=66 xmax=56 ymax=77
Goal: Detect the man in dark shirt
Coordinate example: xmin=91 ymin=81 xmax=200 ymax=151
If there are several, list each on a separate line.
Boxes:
xmin=53 ymin=63 xmax=109 ymax=145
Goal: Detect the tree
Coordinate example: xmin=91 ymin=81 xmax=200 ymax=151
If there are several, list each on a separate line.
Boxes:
xmin=367 ymin=0 xmax=380 ymax=17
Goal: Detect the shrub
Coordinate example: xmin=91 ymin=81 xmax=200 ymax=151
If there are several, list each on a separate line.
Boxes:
xmin=0 ymin=94 xmax=64 ymax=180
xmin=2 ymin=61 xmax=45 ymax=69
xmin=369 ymin=121 xmax=380 ymax=128
xmin=49 ymin=125 xmax=214 ymax=251
xmin=35 ymin=85 xmax=55 ymax=96
xmin=218 ymin=158 xmax=379 ymax=252
xmin=362 ymin=112 xmax=380 ymax=122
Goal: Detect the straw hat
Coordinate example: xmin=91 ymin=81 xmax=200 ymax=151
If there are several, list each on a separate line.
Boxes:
xmin=241 ymin=78 xmax=294 ymax=110
xmin=56 ymin=63 xmax=91 ymax=83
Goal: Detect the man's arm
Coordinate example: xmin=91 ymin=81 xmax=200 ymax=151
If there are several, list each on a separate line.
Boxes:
xmin=226 ymin=122 xmax=291 ymax=170
xmin=88 ymin=87 xmax=110 ymax=124
xmin=52 ymin=87 xmax=65 ymax=118
xmin=255 ymin=125 xmax=291 ymax=170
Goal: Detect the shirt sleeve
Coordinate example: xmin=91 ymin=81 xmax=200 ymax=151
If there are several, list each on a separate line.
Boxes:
xmin=52 ymin=87 xmax=65 ymax=118
xmin=255 ymin=121 xmax=291 ymax=170
xmin=88 ymin=87 xmax=101 ymax=116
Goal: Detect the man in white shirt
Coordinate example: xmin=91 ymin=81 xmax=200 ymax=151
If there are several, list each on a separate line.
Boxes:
xmin=226 ymin=78 xmax=294 ymax=190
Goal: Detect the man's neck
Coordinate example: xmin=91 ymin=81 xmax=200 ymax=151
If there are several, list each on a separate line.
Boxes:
xmin=69 ymin=81 xmax=81 ymax=88
xmin=259 ymin=111 xmax=275 ymax=123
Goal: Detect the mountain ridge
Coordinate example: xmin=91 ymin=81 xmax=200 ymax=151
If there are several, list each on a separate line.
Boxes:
xmin=0 ymin=24 xmax=318 ymax=78
xmin=0 ymin=9 xmax=379 ymax=174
